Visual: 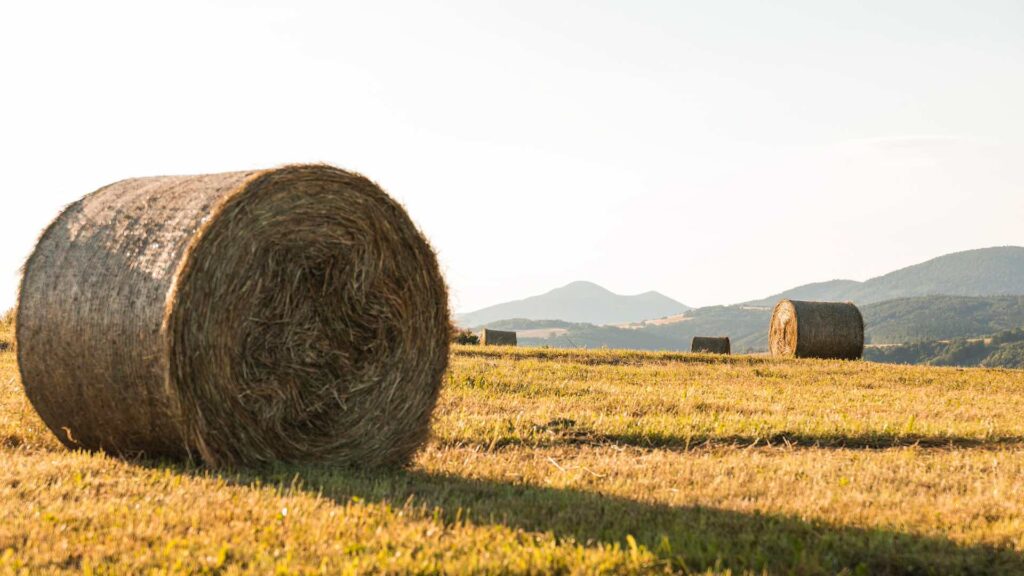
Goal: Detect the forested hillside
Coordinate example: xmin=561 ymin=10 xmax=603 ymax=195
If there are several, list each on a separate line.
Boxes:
xmin=866 ymin=329 xmax=1024 ymax=368
xmin=862 ymin=295 xmax=1024 ymax=343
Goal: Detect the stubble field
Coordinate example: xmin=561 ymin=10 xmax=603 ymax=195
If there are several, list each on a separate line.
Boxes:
xmin=1 ymin=327 xmax=1023 ymax=574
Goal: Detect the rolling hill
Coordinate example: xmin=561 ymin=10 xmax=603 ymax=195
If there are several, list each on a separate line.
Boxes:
xmin=746 ymin=246 xmax=1024 ymax=306
xmin=456 ymin=281 xmax=689 ymax=327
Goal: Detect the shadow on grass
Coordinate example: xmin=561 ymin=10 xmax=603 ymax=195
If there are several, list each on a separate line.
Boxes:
xmin=444 ymin=420 xmax=1024 ymax=452
xmin=155 ymin=460 xmax=1023 ymax=575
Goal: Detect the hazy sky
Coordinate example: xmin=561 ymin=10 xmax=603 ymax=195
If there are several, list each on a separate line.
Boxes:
xmin=2 ymin=1 xmax=1022 ymax=313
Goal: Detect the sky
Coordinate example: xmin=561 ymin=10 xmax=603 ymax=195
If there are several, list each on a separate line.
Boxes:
xmin=1 ymin=1 xmax=1022 ymax=313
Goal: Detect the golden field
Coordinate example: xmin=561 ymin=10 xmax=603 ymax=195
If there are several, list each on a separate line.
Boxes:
xmin=2 ymin=326 xmax=1023 ymax=574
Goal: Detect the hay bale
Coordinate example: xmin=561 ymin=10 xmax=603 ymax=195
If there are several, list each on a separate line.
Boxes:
xmin=480 ymin=329 xmax=517 ymax=346
xmin=0 ymin=341 xmax=9 ymax=353
xmin=17 ymin=165 xmax=450 ymax=467
xmin=768 ymin=299 xmax=863 ymax=360
xmin=691 ymin=336 xmax=730 ymax=354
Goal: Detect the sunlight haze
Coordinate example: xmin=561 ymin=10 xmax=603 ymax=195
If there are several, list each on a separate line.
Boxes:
xmin=1 ymin=0 xmax=1022 ymax=313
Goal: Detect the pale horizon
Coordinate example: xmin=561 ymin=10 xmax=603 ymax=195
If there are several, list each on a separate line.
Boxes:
xmin=2 ymin=1 xmax=1022 ymax=314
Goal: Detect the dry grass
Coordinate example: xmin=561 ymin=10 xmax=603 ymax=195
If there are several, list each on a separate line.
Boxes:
xmin=3 ymin=343 xmax=1024 ymax=574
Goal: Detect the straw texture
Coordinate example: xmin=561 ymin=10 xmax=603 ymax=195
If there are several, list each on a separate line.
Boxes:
xmin=691 ymin=336 xmax=730 ymax=354
xmin=480 ymin=329 xmax=517 ymax=346
xmin=768 ymin=300 xmax=864 ymax=360
xmin=17 ymin=165 xmax=450 ymax=467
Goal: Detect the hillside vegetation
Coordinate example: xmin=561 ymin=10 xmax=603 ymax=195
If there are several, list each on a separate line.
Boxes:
xmin=746 ymin=246 xmax=1024 ymax=306
xmin=863 ymin=295 xmax=1024 ymax=343
xmin=3 ymin=343 xmax=1024 ymax=573
xmin=866 ymin=328 xmax=1024 ymax=368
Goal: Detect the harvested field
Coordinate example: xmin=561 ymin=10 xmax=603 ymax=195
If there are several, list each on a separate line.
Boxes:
xmin=2 ymin=343 xmax=1024 ymax=573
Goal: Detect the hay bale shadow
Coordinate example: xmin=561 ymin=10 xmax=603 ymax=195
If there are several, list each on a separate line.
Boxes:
xmin=143 ymin=461 xmax=1024 ymax=575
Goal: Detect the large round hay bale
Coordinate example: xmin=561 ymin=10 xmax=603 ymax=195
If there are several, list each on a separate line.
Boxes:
xmin=768 ymin=300 xmax=863 ymax=360
xmin=691 ymin=336 xmax=730 ymax=354
xmin=17 ymin=165 xmax=450 ymax=467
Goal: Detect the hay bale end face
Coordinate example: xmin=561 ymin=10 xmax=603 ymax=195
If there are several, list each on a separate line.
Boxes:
xmin=769 ymin=299 xmax=864 ymax=360
xmin=691 ymin=336 xmax=730 ymax=354
xmin=17 ymin=165 xmax=450 ymax=467
xmin=480 ymin=329 xmax=517 ymax=346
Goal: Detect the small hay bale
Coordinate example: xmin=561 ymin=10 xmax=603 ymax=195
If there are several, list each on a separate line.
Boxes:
xmin=480 ymin=329 xmax=517 ymax=346
xmin=0 ymin=341 xmax=9 ymax=353
xmin=768 ymin=299 xmax=863 ymax=360
xmin=17 ymin=164 xmax=450 ymax=467
xmin=691 ymin=336 xmax=730 ymax=354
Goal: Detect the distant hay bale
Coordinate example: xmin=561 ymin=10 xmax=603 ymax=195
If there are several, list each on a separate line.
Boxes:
xmin=17 ymin=164 xmax=450 ymax=467
xmin=769 ymin=299 xmax=864 ymax=360
xmin=691 ymin=336 xmax=730 ymax=354
xmin=0 ymin=341 xmax=9 ymax=353
xmin=480 ymin=329 xmax=517 ymax=346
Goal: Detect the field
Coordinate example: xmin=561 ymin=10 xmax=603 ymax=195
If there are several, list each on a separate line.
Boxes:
xmin=2 ymin=327 xmax=1024 ymax=573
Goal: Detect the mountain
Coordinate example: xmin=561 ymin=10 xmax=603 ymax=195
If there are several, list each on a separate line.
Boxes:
xmin=746 ymin=246 xmax=1024 ymax=306
xmin=456 ymin=281 xmax=689 ymax=327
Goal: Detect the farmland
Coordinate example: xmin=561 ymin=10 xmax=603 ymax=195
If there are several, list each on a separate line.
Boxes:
xmin=2 ymin=334 xmax=1024 ymax=573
